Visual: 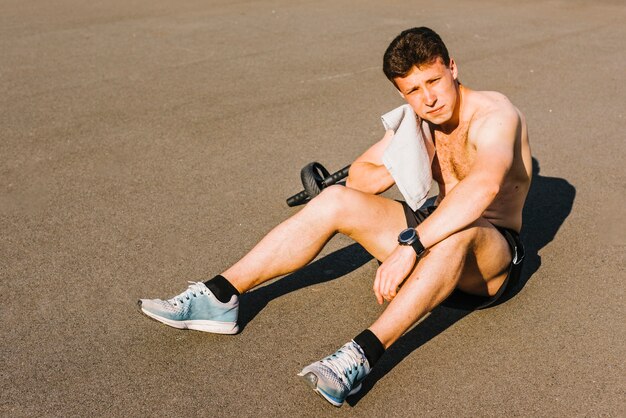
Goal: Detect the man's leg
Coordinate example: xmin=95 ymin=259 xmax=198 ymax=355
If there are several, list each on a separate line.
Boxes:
xmin=369 ymin=217 xmax=512 ymax=347
xmin=139 ymin=185 xmax=408 ymax=332
xmin=220 ymin=185 xmax=407 ymax=293
xmin=299 ymin=218 xmax=513 ymax=405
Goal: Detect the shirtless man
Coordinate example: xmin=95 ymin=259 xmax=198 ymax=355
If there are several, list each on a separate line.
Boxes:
xmin=139 ymin=27 xmax=532 ymax=407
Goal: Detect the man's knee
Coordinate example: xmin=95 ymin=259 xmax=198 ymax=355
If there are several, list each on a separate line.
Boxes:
xmin=303 ymin=185 xmax=350 ymax=220
xmin=307 ymin=185 xmax=350 ymax=208
xmin=428 ymin=221 xmax=482 ymax=255
xmin=423 ymin=218 xmax=502 ymax=268
xmin=316 ymin=184 xmax=349 ymax=201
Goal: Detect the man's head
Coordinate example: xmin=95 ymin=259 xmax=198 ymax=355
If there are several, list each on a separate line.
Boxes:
xmin=383 ymin=27 xmax=460 ymax=126
xmin=383 ymin=27 xmax=450 ymax=82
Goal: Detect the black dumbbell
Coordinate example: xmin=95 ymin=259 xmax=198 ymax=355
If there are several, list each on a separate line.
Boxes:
xmin=286 ymin=162 xmax=351 ymax=207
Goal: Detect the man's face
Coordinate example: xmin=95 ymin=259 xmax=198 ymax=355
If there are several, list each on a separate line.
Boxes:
xmin=394 ymin=58 xmax=459 ymax=126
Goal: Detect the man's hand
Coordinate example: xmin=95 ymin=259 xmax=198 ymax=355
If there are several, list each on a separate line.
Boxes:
xmin=374 ymin=245 xmax=418 ymax=304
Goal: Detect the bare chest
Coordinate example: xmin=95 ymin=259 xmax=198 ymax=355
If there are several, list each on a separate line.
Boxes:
xmin=431 ymin=125 xmax=476 ymax=184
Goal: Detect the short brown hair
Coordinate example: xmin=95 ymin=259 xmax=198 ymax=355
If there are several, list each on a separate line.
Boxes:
xmin=383 ymin=27 xmax=450 ymax=84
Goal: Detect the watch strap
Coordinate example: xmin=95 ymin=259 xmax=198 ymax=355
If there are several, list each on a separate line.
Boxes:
xmin=410 ymin=236 xmax=426 ymax=257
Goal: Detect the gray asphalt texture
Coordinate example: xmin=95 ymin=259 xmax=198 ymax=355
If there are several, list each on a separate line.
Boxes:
xmin=2 ymin=0 xmax=625 ymax=416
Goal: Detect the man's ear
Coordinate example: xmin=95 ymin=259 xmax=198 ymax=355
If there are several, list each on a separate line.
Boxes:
xmin=449 ymin=58 xmax=458 ymax=80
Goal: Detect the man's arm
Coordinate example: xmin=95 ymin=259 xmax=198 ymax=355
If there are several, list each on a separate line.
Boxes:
xmin=416 ymin=109 xmax=519 ymax=248
xmin=345 ymin=130 xmax=396 ymax=194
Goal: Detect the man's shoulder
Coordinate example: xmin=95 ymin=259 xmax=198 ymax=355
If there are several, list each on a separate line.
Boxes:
xmin=468 ymin=90 xmax=523 ymax=140
xmin=471 ymin=90 xmax=519 ymax=119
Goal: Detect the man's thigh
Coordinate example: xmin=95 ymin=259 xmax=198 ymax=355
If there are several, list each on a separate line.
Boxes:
xmin=312 ymin=185 xmax=407 ymax=262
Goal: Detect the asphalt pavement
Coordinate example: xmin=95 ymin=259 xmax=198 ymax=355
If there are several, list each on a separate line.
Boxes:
xmin=1 ymin=0 xmax=624 ymax=416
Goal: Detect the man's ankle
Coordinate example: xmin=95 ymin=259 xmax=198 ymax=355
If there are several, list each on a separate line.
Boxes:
xmin=353 ymin=329 xmax=385 ymax=368
xmin=204 ymin=275 xmax=240 ymax=303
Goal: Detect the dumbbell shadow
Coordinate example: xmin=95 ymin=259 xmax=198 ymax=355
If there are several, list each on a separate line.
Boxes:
xmin=237 ymin=243 xmax=373 ymax=330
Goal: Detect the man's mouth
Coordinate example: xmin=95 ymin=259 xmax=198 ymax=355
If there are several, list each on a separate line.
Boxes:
xmin=427 ymin=105 xmax=445 ymax=114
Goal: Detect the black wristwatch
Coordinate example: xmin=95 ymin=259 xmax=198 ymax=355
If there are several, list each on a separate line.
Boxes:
xmin=398 ymin=227 xmax=426 ymax=257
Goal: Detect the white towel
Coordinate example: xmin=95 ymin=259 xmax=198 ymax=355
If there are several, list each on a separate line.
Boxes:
xmin=381 ymin=104 xmax=436 ymax=211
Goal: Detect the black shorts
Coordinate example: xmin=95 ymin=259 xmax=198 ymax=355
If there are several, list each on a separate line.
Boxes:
xmin=401 ymin=202 xmax=525 ymax=310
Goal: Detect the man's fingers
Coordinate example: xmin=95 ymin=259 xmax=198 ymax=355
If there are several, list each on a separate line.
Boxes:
xmin=375 ymin=286 xmax=383 ymax=304
xmin=377 ymin=264 xmax=399 ymax=303
xmin=374 ymin=267 xmax=384 ymax=304
xmin=376 ymin=266 xmax=394 ymax=304
xmin=384 ymin=277 xmax=398 ymax=302
xmin=382 ymin=273 xmax=398 ymax=302
xmin=374 ymin=246 xmax=416 ymax=304
xmin=382 ymin=275 xmax=392 ymax=301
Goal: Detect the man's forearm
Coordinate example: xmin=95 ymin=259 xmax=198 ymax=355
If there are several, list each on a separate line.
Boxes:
xmin=417 ymin=175 xmax=499 ymax=248
xmin=345 ymin=162 xmax=395 ymax=194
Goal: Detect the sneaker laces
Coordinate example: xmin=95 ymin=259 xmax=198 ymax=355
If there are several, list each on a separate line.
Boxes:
xmin=322 ymin=343 xmax=365 ymax=384
xmin=168 ymin=281 xmax=207 ymax=306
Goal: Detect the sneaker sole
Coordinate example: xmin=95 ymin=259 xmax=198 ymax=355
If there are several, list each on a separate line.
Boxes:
xmin=297 ymin=371 xmax=362 ymax=407
xmin=139 ymin=303 xmax=239 ymax=335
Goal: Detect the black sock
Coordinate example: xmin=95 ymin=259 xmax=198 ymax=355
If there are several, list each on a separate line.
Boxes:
xmin=203 ymin=275 xmax=240 ymax=303
xmin=353 ymin=329 xmax=385 ymax=368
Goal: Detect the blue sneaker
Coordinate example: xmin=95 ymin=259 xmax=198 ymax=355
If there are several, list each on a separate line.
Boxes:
xmin=138 ymin=281 xmax=239 ymax=334
xmin=298 ymin=341 xmax=371 ymax=407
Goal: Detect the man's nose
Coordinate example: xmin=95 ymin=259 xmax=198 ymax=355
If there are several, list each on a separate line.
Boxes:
xmin=423 ymin=88 xmax=437 ymax=106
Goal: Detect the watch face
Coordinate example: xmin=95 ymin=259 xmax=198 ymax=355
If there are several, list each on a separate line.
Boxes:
xmin=399 ymin=228 xmax=416 ymax=243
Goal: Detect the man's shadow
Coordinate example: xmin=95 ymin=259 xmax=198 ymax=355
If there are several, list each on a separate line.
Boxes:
xmin=237 ymin=243 xmax=375 ymax=328
xmin=238 ymin=157 xmax=575 ymax=403
xmin=506 ymin=158 xmax=577 ymax=302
